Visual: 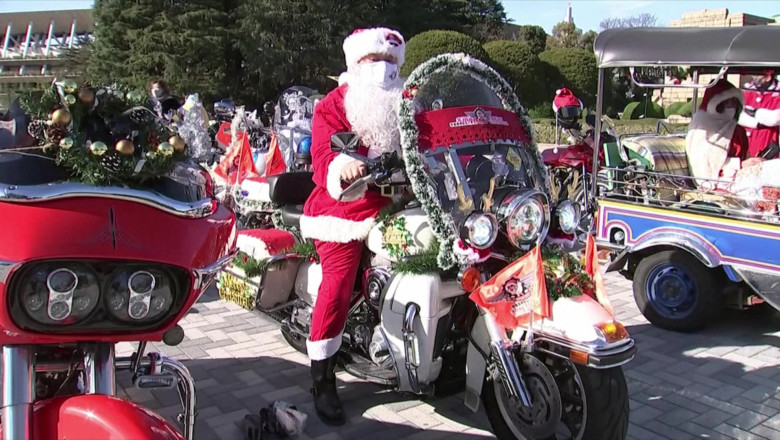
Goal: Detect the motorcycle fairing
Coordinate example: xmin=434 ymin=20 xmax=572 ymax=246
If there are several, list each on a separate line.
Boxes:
xmin=414 ymin=106 xmax=531 ymax=151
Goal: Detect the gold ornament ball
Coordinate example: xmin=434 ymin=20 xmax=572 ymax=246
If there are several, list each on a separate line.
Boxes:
xmin=157 ymin=142 xmax=174 ymax=157
xmin=62 ymin=79 xmax=78 ymax=94
xmin=51 ymin=109 xmax=72 ymax=125
xmin=115 ymin=139 xmax=135 ymax=155
xmin=59 ymin=137 xmax=74 ymax=149
xmin=169 ymin=136 xmax=186 ymax=152
xmin=126 ymin=90 xmax=143 ymax=102
xmin=65 ymin=94 xmax=77 ymax=105
xmin=90 ymin=141 xmax=108 ymax=156
xmin=78 ymin=88 xmax=95 ymax=103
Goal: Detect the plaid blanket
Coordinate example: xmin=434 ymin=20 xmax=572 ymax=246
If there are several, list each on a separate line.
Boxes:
xmin=622 ymin=135 xmax=690 ymax=176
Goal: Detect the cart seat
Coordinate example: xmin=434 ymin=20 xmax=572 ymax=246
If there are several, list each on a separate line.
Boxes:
xmin=621 ymin=134 xmax=690 ymax=176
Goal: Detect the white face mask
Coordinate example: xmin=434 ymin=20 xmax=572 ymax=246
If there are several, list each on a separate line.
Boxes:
xmin=152 ymin=88 xmax=165 ymax=99
xmin=723 ymin=107 xmax=737 ymax=119
xmin=357 ymin=61 xmax=399 ymax=88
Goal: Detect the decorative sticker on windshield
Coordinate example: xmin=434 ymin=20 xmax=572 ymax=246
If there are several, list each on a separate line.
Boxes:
xmin=505 ymin=148 xmax=522 ymax=170
xmin=449 ymin=107 xmax=509 ymax=128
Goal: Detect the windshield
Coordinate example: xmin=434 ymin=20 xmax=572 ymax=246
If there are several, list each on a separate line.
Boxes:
xmin=408 ymin=70 xmax=547 ymax=227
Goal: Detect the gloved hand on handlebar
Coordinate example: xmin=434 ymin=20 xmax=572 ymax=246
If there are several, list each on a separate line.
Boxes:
xmin=340 ymin=161 xmax=367 ymax=183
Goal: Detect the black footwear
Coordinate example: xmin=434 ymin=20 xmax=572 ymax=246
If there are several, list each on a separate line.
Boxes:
xmin=310 ymin=355 xmax=346 ymax=426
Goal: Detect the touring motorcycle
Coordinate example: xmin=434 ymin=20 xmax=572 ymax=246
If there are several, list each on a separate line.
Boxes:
xmin=221 ymin=54 xmax=634 ymax=439
xmin=0 ymin=102 xmax=236 ymax=438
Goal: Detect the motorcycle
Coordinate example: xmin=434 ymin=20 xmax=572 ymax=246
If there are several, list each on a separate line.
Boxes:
xmin=220 ymin=54 xmax=634 ymax=439
xmin=0 ymin=88 xmax=236 ymax=439
xmin=542 ymin=92 xmax=615 ymax=240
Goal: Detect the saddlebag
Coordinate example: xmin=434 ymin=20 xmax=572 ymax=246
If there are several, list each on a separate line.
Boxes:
xmin=218 ymin=228 xmax=299 ymax=310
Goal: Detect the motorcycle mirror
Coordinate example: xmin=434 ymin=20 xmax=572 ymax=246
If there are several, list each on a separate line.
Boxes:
xmin=330 ymin=132 xmax=360 ymax=153
xmin=263 ymin=101 xmax=275 ymax=116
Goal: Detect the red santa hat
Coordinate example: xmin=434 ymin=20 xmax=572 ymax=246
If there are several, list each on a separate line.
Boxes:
xmin=699 ymin=79 xmax=743 ymax=114
xmin=552 ymin=88 xmax=583 ymax=112
xmin=343 ymin=27 xmax=406 ymax=68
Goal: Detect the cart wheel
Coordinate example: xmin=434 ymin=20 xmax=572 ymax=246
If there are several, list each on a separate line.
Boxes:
xmin=633 ymin=250 xmax=724 ymax=331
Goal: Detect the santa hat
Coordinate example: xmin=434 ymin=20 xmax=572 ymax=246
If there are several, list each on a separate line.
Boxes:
xmin=552 ymin=88 xmax=583 ymax=112
xmin=699 ymin=79 xmax=743 ymax=114
xmin=343 ymin=27 xmax=406 ymax=68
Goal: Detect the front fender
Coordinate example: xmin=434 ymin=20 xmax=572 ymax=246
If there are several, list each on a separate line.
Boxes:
xmin=630 ymin=228 xmax=720 ymax=268
xmin=21 ymin=394 xmax=184 ymax=440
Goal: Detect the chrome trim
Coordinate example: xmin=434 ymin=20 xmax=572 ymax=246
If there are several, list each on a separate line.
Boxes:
xmin=1 ymin=345 xmax=33 ymax=440
xmin=0 ymin=260 xmax=20 ymax=285
xmin=0 ymin=182 xmax=215 ymax=219
xmin=496 ymin=189 xmax=551 ymax=248
xmin=83 ymin=343 xmax=116 ymax=395
xmin=402 ymin=303 xmax=422 ymax=394
xmin=192 ymin=249 xmax=238 ymax=291
xmin=490 ymin=340 xmax=533 ymax=407
xmin=463 ymin=212 xmax=499 ymax=250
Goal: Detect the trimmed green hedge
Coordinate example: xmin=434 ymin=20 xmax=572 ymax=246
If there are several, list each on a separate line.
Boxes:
xmin=402 ymin=30 xmax=489 ymax=77
xmin=621 ymin=101 xmax=664 ymax=120
xmin=664 ymin=101 xmax=686 ymax=118
xmin=531 ymin=118 xmax=689 ymax=144
xmin=538 ymin=48 xmax=598 ymax=106
xmin=483 ymin=40 xmax=543 ymax=107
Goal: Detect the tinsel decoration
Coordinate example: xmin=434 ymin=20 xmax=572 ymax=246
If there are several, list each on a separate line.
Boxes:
xmin=231 ymin=240 xmax=319 ymax=278
xmin=15 ymin=82 xmax=190 ymax=187
xmin=398 ymin=53 xmax=550 ymax=270
xmin=175 ymin=94 xmax=212 ymax=162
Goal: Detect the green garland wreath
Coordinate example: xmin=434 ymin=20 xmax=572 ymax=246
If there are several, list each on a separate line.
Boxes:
xmin=15 ymin=80 xmax=189 ymax=187
xmin=399 ymin=53 xmax=551 ymax=270
xmin=231 ymin=240 xmax=319 ymax=278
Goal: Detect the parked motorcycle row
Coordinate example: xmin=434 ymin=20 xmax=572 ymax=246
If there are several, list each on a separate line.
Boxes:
xmin=0 ymin=55 xmax=633 ymax=440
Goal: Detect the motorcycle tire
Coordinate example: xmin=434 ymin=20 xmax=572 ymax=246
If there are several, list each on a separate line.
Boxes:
xmin=482 ymin=359 xmax=628 ymax=440
xmin=632 ymin=250 xmax=724 ymax=332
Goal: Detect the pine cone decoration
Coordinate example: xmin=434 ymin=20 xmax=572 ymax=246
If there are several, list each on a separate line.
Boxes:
xmin=100 ymin=152 xmax=125 ymax=174
xmin=46 ymin=124 xmax=68 ymax=146
xmin=27 ymin=121 xmax=46 ymax=140
xmin=147 ymin=132 xmax=161 ymax=151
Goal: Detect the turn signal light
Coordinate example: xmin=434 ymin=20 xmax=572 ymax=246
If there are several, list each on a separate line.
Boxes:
xmin=459 ymin=267 xmax=482 ymax=293
xmin=569 ymin=349 xmax=589 ymax=365
xmin=595 ymin=321 xmax=629 ymax=343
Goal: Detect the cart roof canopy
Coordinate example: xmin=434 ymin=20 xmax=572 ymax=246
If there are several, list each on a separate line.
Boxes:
xmin=594 ymin=26 xmax=780 ymax=68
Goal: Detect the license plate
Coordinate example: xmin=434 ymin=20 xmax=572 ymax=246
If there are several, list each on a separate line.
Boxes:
xmin=217 ymin=272 xmax=256 ymax=310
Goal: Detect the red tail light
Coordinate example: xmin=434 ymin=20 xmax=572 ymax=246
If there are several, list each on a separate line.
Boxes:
xmin=200 ymin=169 xmax=214 ymax=199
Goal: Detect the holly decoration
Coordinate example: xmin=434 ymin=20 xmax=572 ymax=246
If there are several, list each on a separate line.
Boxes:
xmin=541 ymin=247 xmax=596 ymax=301
xmin=379 ymin=216 xmax=413 ymax=259
xmin=230 ymin=241 xmax=320 ymax=279
xmin=16 ymin=81 xmax=190 ymax=187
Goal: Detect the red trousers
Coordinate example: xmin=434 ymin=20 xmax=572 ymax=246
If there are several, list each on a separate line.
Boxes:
xmin=306 ymin=239 xmax=363 ymax=361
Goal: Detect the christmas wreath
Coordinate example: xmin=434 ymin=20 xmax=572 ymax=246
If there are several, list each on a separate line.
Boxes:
xmin=399 ymin=53 xmax=550 ymax=270
xmin=14 ymin=79 xmax=202 ymax=187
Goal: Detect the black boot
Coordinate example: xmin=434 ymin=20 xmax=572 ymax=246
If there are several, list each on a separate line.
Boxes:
xmin=310 ymin=355 xmax=346 ymax=426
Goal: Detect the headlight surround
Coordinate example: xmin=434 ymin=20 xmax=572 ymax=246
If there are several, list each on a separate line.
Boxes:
xmin=554 ymin=200 xmax=581 ymax=234
xmin=461 ymin=212 xmax=499 ymax=249
xmin=19 ymin=263 xmax=100 ymax=325
xmin=106 ymin=267 xmax=175 ymax=323
xmin=497 ymin=189 xmax=550 ymax=248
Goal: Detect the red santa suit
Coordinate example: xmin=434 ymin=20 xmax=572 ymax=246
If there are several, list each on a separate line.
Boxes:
xmin=739 ymin=75 xmax=780 ymax=157
xmin=299 ymin=27 xmax=405 ymax=361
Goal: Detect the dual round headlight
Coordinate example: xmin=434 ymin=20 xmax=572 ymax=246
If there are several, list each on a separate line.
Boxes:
xmin=497 ymin=190 xmax=550 ymax=247
xmin=554 ymin=199 xmax=581 ymax=235
xmin=461 ymin=212 xmax=499 ymax=249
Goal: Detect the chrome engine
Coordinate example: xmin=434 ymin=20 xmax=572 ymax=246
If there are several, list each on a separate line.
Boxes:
xmin=363 ymin=267 xmax=391 ymax=309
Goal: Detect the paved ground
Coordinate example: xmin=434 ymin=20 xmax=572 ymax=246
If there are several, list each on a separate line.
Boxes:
xmin=116 ymin=272 xmax=780 ymax=440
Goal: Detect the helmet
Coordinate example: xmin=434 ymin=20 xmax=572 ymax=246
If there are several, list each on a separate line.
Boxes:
xmin=552 ymin=88 xmax=583 ymax=128
xmin=297 ymin=136 xmax=312 ymax=155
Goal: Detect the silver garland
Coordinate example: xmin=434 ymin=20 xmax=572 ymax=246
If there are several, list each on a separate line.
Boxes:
xmin=177 ymin=95 xmax=212 ymax=162
xmin=399 ymin=53 xmax=550 ymax=270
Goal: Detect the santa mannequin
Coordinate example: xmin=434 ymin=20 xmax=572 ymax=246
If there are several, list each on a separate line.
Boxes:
xmin=298 ymin=27 xmax=405 ymax=425
xmin=739 ymin=71 xmax=780 ymax=157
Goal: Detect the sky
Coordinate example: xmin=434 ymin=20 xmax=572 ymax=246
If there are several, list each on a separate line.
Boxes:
xmin=1 ymin=0 xmax=778 ymax=33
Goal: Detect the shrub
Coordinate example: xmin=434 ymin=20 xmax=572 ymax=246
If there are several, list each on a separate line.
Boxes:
xmin=676 ymin=101 xmax=693 ymax=117
xmin=527 ymin=102 xmax=555 ymax=119
xmin=483 ymin=40 xmax=543 ymax=107
xmin=538 ymin=48 xmax=598 ymax=106
xmin=664 ymin=101 xmax=686 ymax=118
xmin=621 ymin=101 xmax=664 ymax=120
xmin=402 ymin=30 xmax=489 ymax=77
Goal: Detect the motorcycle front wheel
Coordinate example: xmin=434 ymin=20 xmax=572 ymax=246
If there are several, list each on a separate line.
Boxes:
xmin=482 ymin=353 xmax=628 ymax=440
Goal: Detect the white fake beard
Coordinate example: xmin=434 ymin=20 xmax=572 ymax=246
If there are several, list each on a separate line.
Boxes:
xmin=344 ymin=78 xmax=403 ymax=158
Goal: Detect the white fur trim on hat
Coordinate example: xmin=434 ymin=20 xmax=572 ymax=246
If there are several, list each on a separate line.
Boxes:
xmin=343 ymin=27 xmax=405 ymax=68
xmin=326 ymin=153 xmax=367 ymax=202
xmin=706 ymin=86 xmax=744 ymax=114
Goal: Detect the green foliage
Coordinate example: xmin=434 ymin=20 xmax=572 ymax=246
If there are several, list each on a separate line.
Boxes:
xmin=664 ymin=101 xmax=686 ymax=118
xmin=527 ymin=102 xmax=555 ymax=119
xmin=531 ymin=118 xmax=689 ymax=144
xmin=579 ymin=30 xmax=598 ymax=51
xmin=402 ymin=30 xmax=489 ymax=77
xmin=538 ymin=48 xmax=598 ymax=107
xmin=621 ymin=100 xmax=664 ymax=120
xmin=483 ymin=40 xmax=543 ymax=107
xmin=546 ymin=21 xmax=582 ymax=50
xmin=677 ymin=101 xmax=693 ymax=117
xmin=512 ymin=25 xmax=547 ymax=55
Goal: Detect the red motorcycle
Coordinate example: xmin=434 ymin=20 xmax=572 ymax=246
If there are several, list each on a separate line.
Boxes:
xmin=542 ymin=89 xmax=612 ymax=240
xmin=0 ymin=96 xmax=236 ymax=439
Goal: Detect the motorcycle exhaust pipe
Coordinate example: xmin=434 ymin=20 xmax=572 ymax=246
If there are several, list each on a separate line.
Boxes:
xmin=490 ymin=340 xmax=533 ymax=408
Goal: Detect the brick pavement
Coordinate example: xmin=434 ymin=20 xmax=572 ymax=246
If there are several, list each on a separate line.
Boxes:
xmin=116 ymin=272 xmax=780 ymax=440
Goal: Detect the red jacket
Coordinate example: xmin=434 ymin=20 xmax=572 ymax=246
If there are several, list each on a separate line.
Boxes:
xmin=741 ymin=84 xmax=780 ymax=157
xmin=299 ymin=84 xmax=389 ymax=243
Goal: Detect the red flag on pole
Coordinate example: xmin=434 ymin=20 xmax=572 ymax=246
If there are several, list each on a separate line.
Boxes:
xmin=214 ymin=132 xmax=260 ymax=185
xmin=584 ymin=234 xmax=615 ymax=316
xmin=263 ymin=132 xmax=287 ymax=177
xmin=470 ymin=246 xmax=550 ymax=329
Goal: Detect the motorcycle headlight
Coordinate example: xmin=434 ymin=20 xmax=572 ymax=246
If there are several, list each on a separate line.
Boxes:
xmin=555 ymin=200 xmax=580 ymax=234
xmin=497 ymin=190 xmax=550 ymax=248
xmin=106 ymin=268 xmax=175 ymax=323
xmin=461 ymin=212 xmax=499 ymax=249
xmin=19 ymin=264 xmax=100 ymax=325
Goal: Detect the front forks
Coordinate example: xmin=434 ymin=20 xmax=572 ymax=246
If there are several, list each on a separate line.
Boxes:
xmin=483 ymin=313 xmax=533 ymax=408
xmin=1 ymin=343 xmax=196 ymax=440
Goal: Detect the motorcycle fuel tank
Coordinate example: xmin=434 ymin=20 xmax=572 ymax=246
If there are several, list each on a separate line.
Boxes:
xmin=366 ymin=207 xmax=435 ymax=262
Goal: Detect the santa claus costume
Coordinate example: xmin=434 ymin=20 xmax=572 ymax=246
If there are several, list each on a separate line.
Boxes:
xmin=739 ymin=71 xmax=780 ymax=157
xmin=299 ymin=27 xmax=405 ymax=425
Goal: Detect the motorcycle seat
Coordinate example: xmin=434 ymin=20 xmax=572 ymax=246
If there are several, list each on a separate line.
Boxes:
xmin=280 ymin=204 xmax=304 ymax=229
xmin=267 ymin=171 xmax=315 ymax=205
